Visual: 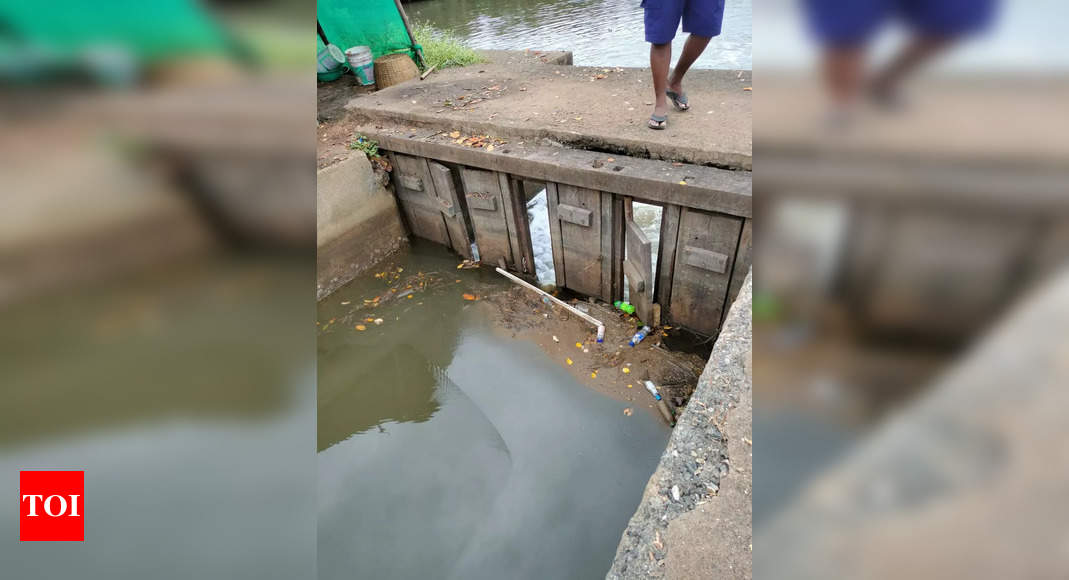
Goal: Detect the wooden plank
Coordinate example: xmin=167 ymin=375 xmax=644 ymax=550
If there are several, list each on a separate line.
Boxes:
xmin=498 ymin=172 xmax=524 ymax=271
xmin=507 ymin=175 xmax=536 ymax=275
xmin=558 ymin=204 xmax=592 ymax=227
xmin=682 ymin=246 xmax=728 ymax=273
xmin=461 ymin=167 xmax=512 ymax=268
xmin=545 ymin=182 xmax=567 ymax=288
xmin=363 ymin=130 xmax=752 ymax=217
xmin=624 ymin=197 xmax=654 ymax=325
xmin=600 ymin=191 xmax=614 ymax=301
xmin=428 ymin=161 xmax=473 ymax=259
xmin=611 ymin=195 xmax=624 ymax=302
xmin=391 ymin=154 xmax=450 ymax=246
xmin=654 ymin=204 xmax=682 ymax=319
xmin=669 ymin=209 xmax=743 ymax=336
xmin=724 ymin=218 xmax=752 ymax=324
xmin=556 ymin=184 xmax=603 ymax=298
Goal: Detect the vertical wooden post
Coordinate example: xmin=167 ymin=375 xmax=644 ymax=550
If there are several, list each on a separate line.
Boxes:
xmin=393 ymin=0 xmax=427 ymax=68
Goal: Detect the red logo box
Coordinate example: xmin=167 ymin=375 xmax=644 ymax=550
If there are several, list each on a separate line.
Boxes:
xmin=19 ymin=471 xmax=84 ymax=541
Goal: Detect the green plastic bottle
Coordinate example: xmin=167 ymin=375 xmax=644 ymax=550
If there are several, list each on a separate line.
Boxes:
xmin=613 ymin=300 xmax=636 ymax=315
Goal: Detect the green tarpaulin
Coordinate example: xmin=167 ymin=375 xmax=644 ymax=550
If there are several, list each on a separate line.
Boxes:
xmin=0 ymin=0 xmax=228 ymax=62
xmin=317 ymin=0 xmax=417 ymax=62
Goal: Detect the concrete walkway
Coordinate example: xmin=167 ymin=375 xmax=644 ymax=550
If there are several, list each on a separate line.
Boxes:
xmin=757 ymin=74 xmax=1069 ymax=169
xmin=345 ymin=63 xmax=752 ymax=169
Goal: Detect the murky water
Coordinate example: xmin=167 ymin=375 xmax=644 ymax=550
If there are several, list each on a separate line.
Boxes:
xmin=409 ymin=0 xmax=752 ymax=69
xmin=0 ymin=257 xmax=315 ymax=578
xmin=317 ymin=241 xmax=670 ymax=579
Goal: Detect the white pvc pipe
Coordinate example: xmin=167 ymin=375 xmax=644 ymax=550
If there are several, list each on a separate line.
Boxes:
xmin=495 ymin=267 xmax=605 ymax=342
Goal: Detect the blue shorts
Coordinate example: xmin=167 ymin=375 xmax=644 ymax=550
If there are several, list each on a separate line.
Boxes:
xmin=643 ymin=0 xmax=726 ymax=45
xmin=804 ymin=0 xmax=998 ymax=46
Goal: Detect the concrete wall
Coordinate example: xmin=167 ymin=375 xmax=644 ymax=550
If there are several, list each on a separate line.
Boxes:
xmin=608 ymin=271 xmax=752 ymax=580
xmin=317 ymin=152 xmax=406 ymax=299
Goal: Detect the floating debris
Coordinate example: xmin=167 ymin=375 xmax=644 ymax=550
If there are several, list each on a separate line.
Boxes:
xmin=355 ymin=324 xmax=366 ymax=331
xmin=462 ymin=293 xmax=478 ymax=301
xmin=623 ymin=408 xmax=633 ymax=416
xmin=373 ymin=318 xmax=384 ymax=325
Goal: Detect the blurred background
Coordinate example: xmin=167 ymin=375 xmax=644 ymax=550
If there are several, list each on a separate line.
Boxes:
xmin=753 ymin=0 xmax=1069 ymax=578
xmin=0 ymin=1 xmax=315 ymax=577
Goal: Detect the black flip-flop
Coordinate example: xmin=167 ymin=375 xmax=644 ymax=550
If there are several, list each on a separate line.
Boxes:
xmin=666 ymin=90 xmax=689 ymax=111
xmin=648 ymin=114 xmax=667 ymax=130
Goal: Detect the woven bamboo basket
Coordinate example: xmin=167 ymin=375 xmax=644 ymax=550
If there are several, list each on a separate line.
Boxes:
xmin=373 ymin=53 xmax=419 ymax=89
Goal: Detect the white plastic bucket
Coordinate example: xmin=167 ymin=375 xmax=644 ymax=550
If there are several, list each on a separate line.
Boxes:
xmin=345 ymin=46 xmax=375 ymax=86
xmin=316 ymin=44 xmax=345 ymax=73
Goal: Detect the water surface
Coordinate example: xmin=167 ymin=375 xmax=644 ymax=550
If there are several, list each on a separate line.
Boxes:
xmin=317 ymin=241 xmax=670 ymax=579
xmin=409 ymin=0 xmax=752 ymax=69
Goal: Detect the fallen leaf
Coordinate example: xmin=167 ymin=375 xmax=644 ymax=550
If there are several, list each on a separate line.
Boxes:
xmin=627 ymin=384 xmax=633 ymax=388
xmin=566 ymin=358 xmax=573 ymax=365
xmin=591 ymin=371 xmax=598 ymax=378
xmin=449 ymin=131 xmax=460 ymax=138
xmin=575 ymin=342 xmax=583 ymax=348
xmin=407 ymin=295 xmax=413 ymax=299
xmin=622 ymin=367 xmax=631 ymax=374
xmin=457 ymin=263 xmax=464 ymax=269
xmin=486 ymin=144 xmax=495 ymax=152
xmin=678 ymin=181 xmax=688 ymax=185
xmin=606 ymin=158 xmax=615 ymax=162
xmin=355 ymin=324 xmax=366 ymax=331
xmin=743 ymin=87 xmax=752 ymax=91
xmin=462 ymin=293 xmax=477 ymax=301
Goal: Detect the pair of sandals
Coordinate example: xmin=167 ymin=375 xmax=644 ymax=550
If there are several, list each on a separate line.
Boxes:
xmin=649 ymin=90 xmax=689 ymax=130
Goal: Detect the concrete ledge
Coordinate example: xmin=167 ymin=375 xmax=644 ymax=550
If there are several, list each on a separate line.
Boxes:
xmin=478 ymin=49 xmax=573 ymax=66
xmin=316 ymin=153 xmax=406 ymax=299
xmin=358 ymin=124 xmax=752 ymax=218
xmin=608 ymin=271 xmax=752 ymax=579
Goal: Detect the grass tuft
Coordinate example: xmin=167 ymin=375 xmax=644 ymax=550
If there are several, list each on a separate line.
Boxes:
xmin=412 ymin=23 xmax=486 ymax=70
xmin=349 ymin=135 xmax=379 ymax=158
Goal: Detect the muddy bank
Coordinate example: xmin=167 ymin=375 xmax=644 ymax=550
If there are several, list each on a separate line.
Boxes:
xmin=481 ymin=284 xmax=708 ymax=419
xmin=607 ymin=272 xmax=752 ymax=579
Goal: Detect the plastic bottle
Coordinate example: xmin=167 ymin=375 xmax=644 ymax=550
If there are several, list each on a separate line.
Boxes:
xmin=613 ymin=300 xmax=636 ymax=315
xmin=644 ymin=380 xmax=661 ymax=400
xmin=644 ymin=380 xmax=675 ymax=426
xmin=596 ymin=326 xmax=605 ymax=343
xmin=629 ymin=326 xmax=651 ymax=347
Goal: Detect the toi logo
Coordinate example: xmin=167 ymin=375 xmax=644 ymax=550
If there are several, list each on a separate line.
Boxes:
xmin=19 ymin=471 xmax=84 ymax=541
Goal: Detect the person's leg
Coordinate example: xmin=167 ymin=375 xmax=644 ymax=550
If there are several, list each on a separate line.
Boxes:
xmin=868 ymin=36 xmax=951 ymax=104
xmin=651 ymin=42 xmax=672 ymax=122
xmin=644 ymin=0 xmax=683 ymax=127
xmin=822 ymin=45 xmax=866 ymax=109
xmin=667 ymin=34 xmax=712 ymax=97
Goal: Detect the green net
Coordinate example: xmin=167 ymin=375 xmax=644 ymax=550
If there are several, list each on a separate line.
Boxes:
xmin=0 ymin=0 xmax=228 ymax=62
xmin=317 ymin=0 xmax=417 ymax=62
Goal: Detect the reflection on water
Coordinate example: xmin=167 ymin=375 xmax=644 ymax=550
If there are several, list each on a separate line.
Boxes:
xmin=317 ymin=241 xmax=670 ymax=579
xmin=410 ymin=0 xmax=752 ymax=69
